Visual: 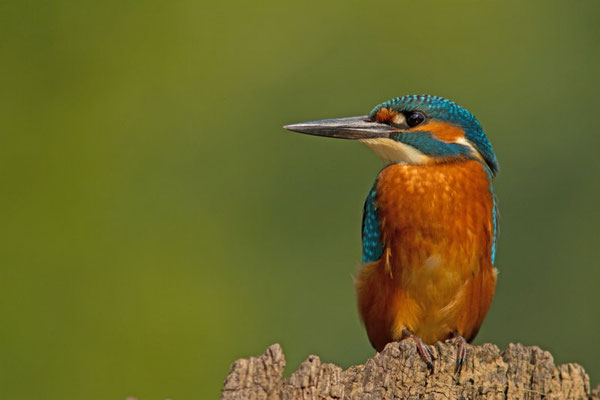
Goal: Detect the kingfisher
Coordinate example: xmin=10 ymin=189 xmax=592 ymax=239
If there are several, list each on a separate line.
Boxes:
xmin=284 ymin=95 xmax=498 ymax=371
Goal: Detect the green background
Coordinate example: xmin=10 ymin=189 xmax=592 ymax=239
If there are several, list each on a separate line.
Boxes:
xmin=2 ymin=0 xmax=599 ymax=398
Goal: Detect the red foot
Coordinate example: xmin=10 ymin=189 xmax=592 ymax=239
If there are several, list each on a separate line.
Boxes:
xmin=448 ymin=333 xmax=468 ymax=375
xmin=402 ymin=328 xmax=435 ymax=371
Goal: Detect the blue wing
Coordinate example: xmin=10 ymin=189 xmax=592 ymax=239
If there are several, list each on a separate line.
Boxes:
xmin=361 ymin=182 xmax=384 ymax=263
xmin=491 ymin=192 xmax=499 ymax=265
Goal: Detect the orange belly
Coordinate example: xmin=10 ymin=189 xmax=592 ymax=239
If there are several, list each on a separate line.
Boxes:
xmin=356 ymin=161 xmax=497 ymax=351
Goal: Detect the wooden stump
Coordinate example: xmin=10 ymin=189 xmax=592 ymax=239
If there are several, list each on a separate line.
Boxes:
xmin=222 ymin=341 xmax=599 ymax=399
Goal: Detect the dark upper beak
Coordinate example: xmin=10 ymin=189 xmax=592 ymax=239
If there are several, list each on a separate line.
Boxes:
xmin=283 ymin=116 xmax=397 ymax=140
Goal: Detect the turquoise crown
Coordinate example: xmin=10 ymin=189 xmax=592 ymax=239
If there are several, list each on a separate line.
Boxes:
xmin=369 ymin=95 xmax=498 ymax=175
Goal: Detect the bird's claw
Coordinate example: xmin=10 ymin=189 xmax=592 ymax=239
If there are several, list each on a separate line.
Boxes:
xmin=449 ymin=334 xmax=468 ymax=375
xmin=402 ymin=329 xmax=435 ymax=371
xmin=413 ymin=336 xmax=435 ymax=371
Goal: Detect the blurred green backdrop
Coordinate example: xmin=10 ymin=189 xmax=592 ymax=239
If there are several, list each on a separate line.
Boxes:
xmin=2 ymin=0 xmax=600 ymax=398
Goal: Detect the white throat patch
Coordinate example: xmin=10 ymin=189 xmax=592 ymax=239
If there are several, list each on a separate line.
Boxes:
xmin=359 ymin=138 xmax=428 ymax=165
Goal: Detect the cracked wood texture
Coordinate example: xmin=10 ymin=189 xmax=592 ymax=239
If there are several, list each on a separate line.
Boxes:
xmin=222 ymin=341 xmax=600 ymax=400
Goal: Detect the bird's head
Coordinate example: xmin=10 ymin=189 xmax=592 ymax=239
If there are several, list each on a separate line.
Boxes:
xmin=285 ymin=95 xmax=498 ymax=176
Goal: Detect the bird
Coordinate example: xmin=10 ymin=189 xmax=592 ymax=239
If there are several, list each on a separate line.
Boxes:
xmin=284 ymin=95 xmax=498 ymax=372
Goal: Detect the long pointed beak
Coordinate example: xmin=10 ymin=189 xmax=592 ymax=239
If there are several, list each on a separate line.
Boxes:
xmin=284 ymin=116 xmax=396 ymax=140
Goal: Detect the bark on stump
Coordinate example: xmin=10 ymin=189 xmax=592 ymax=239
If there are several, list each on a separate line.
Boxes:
xmin=222 ymin=341 xmax=599 ymax=399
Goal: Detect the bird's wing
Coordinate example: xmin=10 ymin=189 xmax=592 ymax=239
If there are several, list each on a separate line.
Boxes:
xmin=361 ymin=183 xmax=384 ymax=263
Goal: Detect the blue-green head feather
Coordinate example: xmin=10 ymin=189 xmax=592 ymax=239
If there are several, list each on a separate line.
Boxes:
xmin=369 ymin=95 xmax=499 ymax=175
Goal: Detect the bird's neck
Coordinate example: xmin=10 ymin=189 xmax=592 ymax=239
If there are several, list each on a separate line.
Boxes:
xmin=360 ymin=138 xmax=429 ymax=166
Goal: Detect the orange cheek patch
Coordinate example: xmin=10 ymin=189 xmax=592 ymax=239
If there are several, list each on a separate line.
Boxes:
xmin=416 ymin=121 xmax=465 ymax=142
xmin=375 ymin=108 xmax=398 ymax=123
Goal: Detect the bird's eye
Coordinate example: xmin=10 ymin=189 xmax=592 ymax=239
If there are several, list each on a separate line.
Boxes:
xmin=405 ymin=111 xmax=425 ymax=127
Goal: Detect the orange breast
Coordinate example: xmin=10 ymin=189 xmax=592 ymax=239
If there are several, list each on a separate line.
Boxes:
xmin=356 ymin=160 xmax=497 ymax=350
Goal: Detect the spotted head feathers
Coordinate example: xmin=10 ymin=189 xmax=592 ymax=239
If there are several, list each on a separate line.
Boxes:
xmin=369 ymin=95 xmax=498 ymax=175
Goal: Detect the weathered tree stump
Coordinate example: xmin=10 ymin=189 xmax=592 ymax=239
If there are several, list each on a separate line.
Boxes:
xmin=222 ymin=341 xmax=599 ymax=399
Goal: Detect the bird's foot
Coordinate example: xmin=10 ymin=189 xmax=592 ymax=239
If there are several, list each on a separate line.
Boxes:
xmin=448 ymin=333 xmax=468 ymax=375
xmin=402 ymin=328 xmax=434 ymax=371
